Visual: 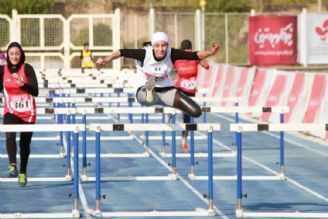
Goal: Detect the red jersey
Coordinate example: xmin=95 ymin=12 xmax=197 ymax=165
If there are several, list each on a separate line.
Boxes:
xmin=3 ymin=64 xmax=36 ymax=123
xmin=174 ymin=60 xmax=199 ymax=94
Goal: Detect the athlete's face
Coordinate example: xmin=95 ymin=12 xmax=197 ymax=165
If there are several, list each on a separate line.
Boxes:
xmin=8 ymin=47 xmax=21 ymax=65
xmin=153 ymin=41 xmax=168 ymax=59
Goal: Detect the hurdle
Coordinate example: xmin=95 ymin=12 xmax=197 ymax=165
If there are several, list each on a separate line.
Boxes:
xmin=87 ymin=123 xmax=221 ymax=217
xmin=0 ymin=124 xmax=84 ymax=218
xmin=161 ymin=96 xmax=242 ymax=153
xmin=35 ymin=106 xmax=226 ymax=180
xmin=32 ymin=106 xmax=179 ymax=179
xmin=178 ymin=106 xmax=289 ymax=179
xmin=44 ymin=87 xmax=135 ymax=95
xmin=30 ymin=105 xmax=288 ymax=180
xmin=230 ymin=123 xmax=328 ymax=218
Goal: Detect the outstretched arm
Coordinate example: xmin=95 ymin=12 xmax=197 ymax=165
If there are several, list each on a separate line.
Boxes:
xmin=199 ymin=59 xmax=210 ymax=70
xmin=196 ymin=42 xmax=220 ymax=60
xmin=96 ymin=50 xmax=122 ymax=65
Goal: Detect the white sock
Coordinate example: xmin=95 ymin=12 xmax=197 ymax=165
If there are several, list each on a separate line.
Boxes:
xmin=181 ymin=137 xmax=187 ymax=145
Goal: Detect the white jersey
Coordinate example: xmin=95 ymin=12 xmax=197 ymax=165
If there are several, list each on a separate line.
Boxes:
xmin=135 ymin=46 xmax=174 ymax=89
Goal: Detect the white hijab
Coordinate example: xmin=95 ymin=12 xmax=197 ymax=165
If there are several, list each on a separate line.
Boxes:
xmin=151 ymin=32 xmax=169 ymax=45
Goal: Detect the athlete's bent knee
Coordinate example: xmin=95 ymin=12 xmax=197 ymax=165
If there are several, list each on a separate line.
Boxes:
xmin=173 ymin=90 xmax=202 ymax=118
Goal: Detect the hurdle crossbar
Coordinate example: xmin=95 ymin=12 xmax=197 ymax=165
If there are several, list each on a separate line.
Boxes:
xmin=95 ymin=209 xmax=216 ymax=218
xmin=240 ymin=211 xmax=328 ymax=218
xmin=24 ymin=96 xmax=136 ymax=104
xmin=0 ymin=124 xmax=85 ymax=132
xmin=1 ymin=106 xmax=290 ymax=115
xmin=231 ymin=123 xmax=328 ymax=132
xmin=0 ymin=177 xmax=71 ymax=182
xmin=0 ymin=212 xmax=80 ymax=219
xmin=17 ymin=96 xmax=241 ymax=104
xmin=203 ymin=106 xmax=289 ymax=113
xmin=46 ymin=87 xmax=135 ymax=94
xmin=88 ymin=123 xmax=220 ymax=132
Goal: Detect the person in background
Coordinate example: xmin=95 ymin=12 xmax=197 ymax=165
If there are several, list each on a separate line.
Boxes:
xmin=0 ymin=42 xmax=39 ymax=186
xmin=0 ymin=50 xmax=6 ymax=66
xmin=96 ymin=32 xmax=219 ymax=119
xmin=173 ymin=39 xmax=210 ymax=152
xmin=81 ymin=42 xmax=94 ymax=73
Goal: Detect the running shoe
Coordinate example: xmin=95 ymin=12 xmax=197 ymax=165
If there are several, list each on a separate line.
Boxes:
xmin=145 ymin=77 xmax=156 ymax=103
xmin=18 ymin=173 xmax=27 ymax=187
xmin=180 ymin=136 xmax=189 ymax=153
xmin=180 ymin=144 xmax=189 ymax=153
xmin=8 ymin=165 xmax=18 ymax=178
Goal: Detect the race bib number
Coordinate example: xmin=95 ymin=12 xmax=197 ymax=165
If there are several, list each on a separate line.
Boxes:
xmin=179 ymin=78 xmax=196 ymax=90
xmin=10 ymin=97 xmax=32 ymax=112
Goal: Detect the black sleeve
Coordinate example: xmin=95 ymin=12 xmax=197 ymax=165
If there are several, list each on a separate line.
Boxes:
xmin=0 ymin=66 xmax=4 ymax=93
xmin=119 ymin=49 xmax=146 ymax=63
xmin=171 ymin=48 xmax=199 ymax=63
xmin=21 ymin=64 xmax=39 ymax=97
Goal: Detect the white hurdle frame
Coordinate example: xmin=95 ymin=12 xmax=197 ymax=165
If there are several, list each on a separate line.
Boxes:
xmin=87 ymin=123 xmax=221 ymax=218
xmin=0 ymin=124 xmax=84 ymax=219
xmin=32 ymin=105 xmax=234 ymax=179
xmin=230 ymin=123 xmax=328 ymax=218
xmin=9 ymin=105 xmax=288 ymax=179
xmin=189 ymin=106 xmax=289 ymax=180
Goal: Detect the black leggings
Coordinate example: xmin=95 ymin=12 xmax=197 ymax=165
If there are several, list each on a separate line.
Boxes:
xmin=177 ymin=91 xmax=195 ymax=138
xmin=172 ymin=88 xmax=201 ymax=118
xmin=136 ymin=86 xmax=202 ymax=118
xmin=4 ymin=113 xmax=34 ymax=174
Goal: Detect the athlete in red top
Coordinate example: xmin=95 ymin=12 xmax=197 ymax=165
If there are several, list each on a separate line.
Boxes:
xmin=173 ymin=39 xmax=210 ymax=152
xmin=0 ymin=42 xmax=39 ymax=186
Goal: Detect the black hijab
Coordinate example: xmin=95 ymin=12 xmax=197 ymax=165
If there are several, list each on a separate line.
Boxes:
xmin=6 ymin=42 xmax=26 ymax=73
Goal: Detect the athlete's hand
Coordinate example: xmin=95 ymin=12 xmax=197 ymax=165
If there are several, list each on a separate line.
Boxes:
xmin=96 ymin=58 xmax=106 ymax=65
xmin=12 ymin=73 xmax=24 ymax=86
xmin=210 ymin=43 xmax=220 ymax=56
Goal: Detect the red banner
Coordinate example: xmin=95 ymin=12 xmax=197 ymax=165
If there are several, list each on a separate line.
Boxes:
xmin=249 ymin=15 xmax=297 ymax=66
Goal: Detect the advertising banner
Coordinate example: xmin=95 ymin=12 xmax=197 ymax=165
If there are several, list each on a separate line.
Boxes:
xmin=249 ymin=15 xmax=297 ymax=66
xmin=299 ymin=12 xmax=328 ymax=64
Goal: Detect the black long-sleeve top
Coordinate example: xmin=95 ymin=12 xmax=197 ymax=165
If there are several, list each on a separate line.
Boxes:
xmin=0 ymin=64 xmax=39 ymax=97
xmin=119 ymin=48 xmax=199 ymax=66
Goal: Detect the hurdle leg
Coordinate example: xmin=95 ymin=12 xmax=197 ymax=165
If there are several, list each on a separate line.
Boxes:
xmin=279 ymin=113 xmax=286 ymax=179
xmin=108 ymin=93 xmax=111 ymax=106
xmin=116 ymin=92 xmax=120 ymax=121
xmin=202 ymin=93 xmax=207 ymax=123
xmin=207 ymin=128 xmax=216 ymax=216
xmin=72 ymin=130 xmax=80 ymax=218
xmin=81 ymin=114 xmax=88 ymax=181
xmin=94 ymin=129 xmax=103 ymax=217
xmin=65 ymin=114 xmax=72 ymax=181
xmin=236 ymin=130 xmax=244 ymax=217
xmin=58 ymin=113 xmax=65 ymax=157
xmin=189 ymin=117 xmax=196 ymax=178
xmin=57 ymin=93 xmax=66 ymax=157
xmin=169 ymin=113 xmax=177 ymax=179
xmin=143 ymin=113 xmax=150 ymax=154
xmin=128 ymin=92 xmax=133 ymax=123
xmin=160 ymin=113 xmax=166 ymax=155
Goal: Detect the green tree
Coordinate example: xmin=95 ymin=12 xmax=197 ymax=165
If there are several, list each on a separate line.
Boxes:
xmin=0 ymin=0 xmax=53 ymax=15
xmin=205 ymin=0 xmax=252 ymax=12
